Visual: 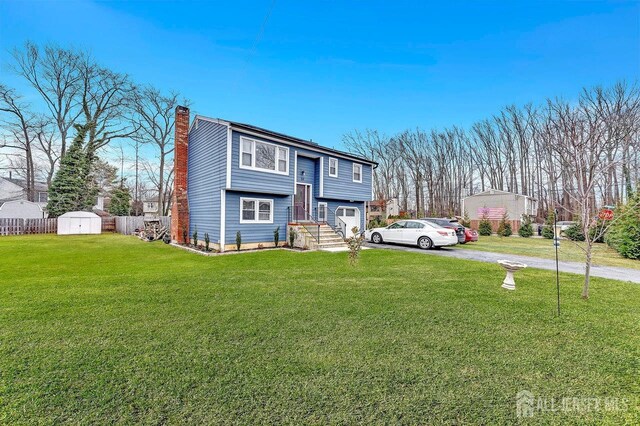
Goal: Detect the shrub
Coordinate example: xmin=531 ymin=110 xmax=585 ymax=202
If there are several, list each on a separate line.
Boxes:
xmin=368 ymin=217 xmax=386 ymax=229
xmin=346 ymin=227 xmax=364 ymax=266
xmin=497 ymin=211 xmax=512 ymax=237
xmin=564 ymin=223 xmax=585 ymax=241
xmin=204 ymin=232 xmax=210 ymax=252
xmin=235 ymin=231 xmax=241 ymax=251
xmin=542 ymin=210 xmax=555 ymax=239
xmin=606 ymin=193 xmax=640 ymax=259
xmin=289 ymin=228 xmax=297 ymax=248
xmin=518 ymin=215 xmax=533 ymax=238
xmin=192 ymin=226 xmax=198 ymax=246
xmin=274 ymin=226 xmax=280 ymax=247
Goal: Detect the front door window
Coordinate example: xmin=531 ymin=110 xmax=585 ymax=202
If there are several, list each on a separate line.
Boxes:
xmin=294 ymin=184 xmax=311 ymax=221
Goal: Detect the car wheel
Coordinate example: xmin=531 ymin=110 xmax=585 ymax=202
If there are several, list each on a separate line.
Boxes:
xmin=418 ymin=236 xmax=433 ymax=250
xmin=371 ymin=232 xmax=383 ymax=244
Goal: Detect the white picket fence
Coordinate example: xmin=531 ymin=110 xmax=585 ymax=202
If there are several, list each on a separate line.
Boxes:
xmin=115 ymin=216 xmax=170 ymax=235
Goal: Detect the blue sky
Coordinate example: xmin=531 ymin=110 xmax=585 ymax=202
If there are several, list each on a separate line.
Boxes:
xmin=1 ymin=0 xmax=638 ymax=151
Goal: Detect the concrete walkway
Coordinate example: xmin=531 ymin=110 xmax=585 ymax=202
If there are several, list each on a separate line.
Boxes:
xmin=365 ymin=243 xmax=640 ymax=284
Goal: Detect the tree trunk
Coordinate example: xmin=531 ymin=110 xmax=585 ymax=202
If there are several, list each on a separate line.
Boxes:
xmin=582 ymin=243 xmax=592 ymax=299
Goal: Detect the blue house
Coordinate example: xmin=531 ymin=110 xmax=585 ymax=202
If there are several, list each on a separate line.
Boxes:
xmin=171 ymin=107 xmax=376 ymax=252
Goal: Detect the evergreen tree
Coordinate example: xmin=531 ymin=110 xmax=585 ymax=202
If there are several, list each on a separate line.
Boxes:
xmin=497 ymin=211 xmax=512 ymax=237
xmin=606 ymin=191 xmax=640 ymax=259
xmin=518 ymin=214 xmax=533 ymax=237
xmin=478 ymin=210 xmax=493 ymax=236
xmin=108 ymin=183 xmax=131 ymax=216
xmin=46 ymin=124 xmax=97 ymax=217
xmin=542 ymin=209 xmax=556 ymax=239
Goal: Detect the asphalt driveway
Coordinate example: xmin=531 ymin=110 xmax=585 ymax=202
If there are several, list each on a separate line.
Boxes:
xmin=365 ymin=242 xmax=640 ymax=284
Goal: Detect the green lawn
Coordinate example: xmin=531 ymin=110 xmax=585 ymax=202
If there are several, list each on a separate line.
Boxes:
xmin=1 ymin=234 xmax=638 ymax=424
xmin=457 ymin=235 xmax=640 ymax=270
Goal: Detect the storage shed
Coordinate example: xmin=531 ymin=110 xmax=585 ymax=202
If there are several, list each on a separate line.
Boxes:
xmin=57 ymin=211 xmax=101 ymax=235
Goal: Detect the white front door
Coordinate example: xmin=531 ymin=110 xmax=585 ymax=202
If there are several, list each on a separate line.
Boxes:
xmin=318 ymin=202 xmax=327 ymax=222
xmin=336 ymin=206 xmax=360 ymax=237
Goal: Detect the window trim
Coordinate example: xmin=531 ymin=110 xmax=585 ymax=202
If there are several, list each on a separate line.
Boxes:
xmin=239 ymin=136 xmax=289 ymax=176
xmin=352 ymin=163 xmax=363 ymax=183
xmin=239 ymin=197 xmax=274 ymax=224
xmin=328 ymin=157 xmax=338 ymax=177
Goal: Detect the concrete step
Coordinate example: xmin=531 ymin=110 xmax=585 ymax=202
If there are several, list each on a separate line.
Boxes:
xmin=318 ymin=242 xmax=348 ymax=248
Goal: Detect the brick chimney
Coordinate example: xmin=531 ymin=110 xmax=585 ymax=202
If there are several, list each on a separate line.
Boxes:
xmin=171 ymin=105 xmax=190 ymax=243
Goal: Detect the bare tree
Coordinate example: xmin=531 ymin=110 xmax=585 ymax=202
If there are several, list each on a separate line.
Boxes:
xmin=0 ymin=84 xmax=37 ymax=200
xmin=131 ymin=86 xmax=186 ymax=215
xmin=79 ymin=58 xmax=135 ymax=155
xmin=11 ymin=42 xmax=83 ymax=157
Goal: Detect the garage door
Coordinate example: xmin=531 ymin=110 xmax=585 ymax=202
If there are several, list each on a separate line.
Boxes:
xmin=335 ymin=207 xmax=360 ymax=237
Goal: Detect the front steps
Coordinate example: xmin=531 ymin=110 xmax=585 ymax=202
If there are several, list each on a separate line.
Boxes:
xmin=289 ymin=224 xmax=348 ymax=251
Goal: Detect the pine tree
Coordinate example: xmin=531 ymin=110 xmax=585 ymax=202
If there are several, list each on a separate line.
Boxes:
xmin=542 ymin=209 xmax=556 ymax=239
xmin=47 ymin=124 xmax=97 ymax=217
xmin=606 ymin=191 xmax=640 ymax=259
xmin=108 ymin=183 xmax=131 ymax=216
xmin=478 ymin=210 xmax=493 ymax=236
xmin=497 ymin=211 xmax=512 ymax=237
xmin=518 ymin=214 xmax=534 ymax=238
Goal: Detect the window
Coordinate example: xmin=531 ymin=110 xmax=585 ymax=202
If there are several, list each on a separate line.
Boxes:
xmin=37 ymin=192 xmax=48 ymax=203
xmin=328 ymin=157 xmax=338 ymax=177
xmin=240 ymin=198 xmax=273 ymax=223
xmin=318 ymin=202 xmax=327 ymax=222
xmin=239 ymin=137 xmax=288 ymax=175
xmin=406 ymin=221 xmax=425 ymax=229
xmin=388 ymin=221 xmax=406 ymax=229
xmin=352 ymin=163 xmax=362 ymax=183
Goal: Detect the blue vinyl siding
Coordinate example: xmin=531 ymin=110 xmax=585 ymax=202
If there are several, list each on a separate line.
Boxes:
xmin=295 ymin=155 xmax=316 ymax=193
xmin=225 ymin=191 xmax=290 ymax=244
xmin=188 ymin=120 xmax=227 ymax=243
xmin=321 ymin=156 xmax=372 ymax=201
xmin=230 ymin=131 xmax=294 ymax=195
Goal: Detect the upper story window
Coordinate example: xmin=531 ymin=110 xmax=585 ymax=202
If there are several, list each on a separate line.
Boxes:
xmin=37 ymin=192 xmax=48 ymax=203
xmin=328 ymin=157 xmax=338 ymax=177
xmin=240 ymin=136 xmax=289 ymax=175
xmin=352 ymin=163 xmax=362 ymax=183
xmin=240 ymin=197 xmax=273 ymax=223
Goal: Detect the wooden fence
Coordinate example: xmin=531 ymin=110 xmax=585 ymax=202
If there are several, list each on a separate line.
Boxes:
xmin=101 ymin=217 xmax=116 ymax=233
xmin=0 ymin=216 xmax=170 ymax=236
xmin=0 ymin=218 xmax=58 ymax=236
xmin=115 ymin=216 xmax=170 ymax=235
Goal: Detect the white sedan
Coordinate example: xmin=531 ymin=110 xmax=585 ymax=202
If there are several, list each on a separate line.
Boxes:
xmin=365 ymin=220 xmax=458 ymax=249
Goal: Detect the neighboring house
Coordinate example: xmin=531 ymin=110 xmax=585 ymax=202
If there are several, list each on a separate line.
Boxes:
xmin=462 ymin=189 xmax=538 ymax=232
xmin=143 ymin=199 xmax=160 ymax=217
xmin=366 ymin=198 xmax=400 ymax=221
xmin=170 ymin=106 xmax=376 ymax=251
xmin=0 ymin=176 xmax=49 ymax=218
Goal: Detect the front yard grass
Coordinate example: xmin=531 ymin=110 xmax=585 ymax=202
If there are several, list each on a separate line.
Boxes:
xmin=457 ymin=235 xmax=640 ymax=270
xmin=1 ymin=234 xmax=638 ymax=424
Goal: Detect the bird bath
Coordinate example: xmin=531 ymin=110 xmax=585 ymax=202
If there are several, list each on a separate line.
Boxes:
xmin=497 ymin=260 xmax=527 ymax=290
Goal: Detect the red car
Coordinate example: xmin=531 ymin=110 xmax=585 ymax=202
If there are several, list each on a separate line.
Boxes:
xmin=464 ymin=227 xmax=479 ymax=243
